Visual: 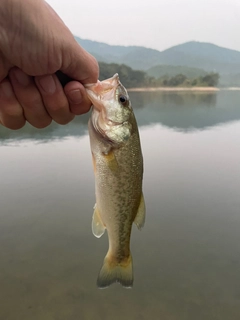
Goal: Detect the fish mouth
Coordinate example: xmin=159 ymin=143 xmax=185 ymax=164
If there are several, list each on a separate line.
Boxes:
xmin=85 ymin=74 xmax=120 ymax=112
xmin=85 ymin=73 xmax=119 ymax=91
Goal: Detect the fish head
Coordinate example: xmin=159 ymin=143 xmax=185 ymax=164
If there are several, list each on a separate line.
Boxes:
xmin=85 ymin=74 xmax=133 ymax=144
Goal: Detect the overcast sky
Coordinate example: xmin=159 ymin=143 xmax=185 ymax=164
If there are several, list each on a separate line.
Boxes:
xmin=46 ymin=0 xmax=240 ymax=52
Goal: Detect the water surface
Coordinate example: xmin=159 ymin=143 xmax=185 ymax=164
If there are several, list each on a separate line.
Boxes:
xmin=1 ymin=91 xmax=240 ymax=320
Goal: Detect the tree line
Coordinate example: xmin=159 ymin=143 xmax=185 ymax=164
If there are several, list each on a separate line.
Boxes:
xmin=99 ymin=62 xmax=219 ymax=88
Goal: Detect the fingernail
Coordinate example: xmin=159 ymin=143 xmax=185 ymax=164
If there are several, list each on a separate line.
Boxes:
xmin=38 ymin=75 xmax=56 ymax=94
xmin=0 ymin=82 xmax=13 ymax=98
xmin=14 ymin=69 xmax=30 ymax=86
xmin=67 ymin=89 xmax=82 ymax=104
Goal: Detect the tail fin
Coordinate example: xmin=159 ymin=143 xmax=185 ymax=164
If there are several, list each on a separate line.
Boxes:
xmin=97 ymin=253 xmax=133 ymax=289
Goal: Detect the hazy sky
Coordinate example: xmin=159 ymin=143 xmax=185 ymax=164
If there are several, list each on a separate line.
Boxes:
xmin=46 ymin=0 xmax=240 ymax=52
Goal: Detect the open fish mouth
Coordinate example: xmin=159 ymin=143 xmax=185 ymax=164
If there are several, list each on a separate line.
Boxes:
xmin=85 ymin=73 xmax=120 ymax=108
xmin=85 ymin=73 xmax=119 ymax=91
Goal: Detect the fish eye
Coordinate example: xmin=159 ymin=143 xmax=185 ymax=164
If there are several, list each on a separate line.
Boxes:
xmin=119 ymin=95 xmax=128 ymax=106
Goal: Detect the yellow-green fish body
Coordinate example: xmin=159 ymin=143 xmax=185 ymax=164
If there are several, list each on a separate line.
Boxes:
xmin=85 ymin=74 xmax=145 ymax=288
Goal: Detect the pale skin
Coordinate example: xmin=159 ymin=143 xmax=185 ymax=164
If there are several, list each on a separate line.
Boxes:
xmin=0 ymin=0 xmax=99 ymax=130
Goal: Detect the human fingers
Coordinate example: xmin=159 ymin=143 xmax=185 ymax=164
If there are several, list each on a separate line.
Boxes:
xmin=55 ymin=71 xmax=92 ymax=115
xmin=63 ymin=81 xmax=92 ymax=115
xmin=9 ymin=68 xmax=52 ymax=129
xmin=0 ymin=52 xmax=12 ymax=82
xmin=35 ymin=73 xmax=74 ymax=125
xmin=0 ymin=79 xmax=25 ymax=130
xmin=61 ymin=41 xmax=99 ymax=85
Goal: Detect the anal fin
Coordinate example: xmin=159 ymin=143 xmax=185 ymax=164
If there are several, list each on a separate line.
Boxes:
xmin=92 ymin=204 xmax=105 ymax=238
xmin=134 ymin=193 xmax=146 ymax=230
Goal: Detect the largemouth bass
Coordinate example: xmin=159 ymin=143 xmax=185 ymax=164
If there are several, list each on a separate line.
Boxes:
xmin=85 ymin=74 xmax=145 ymax=288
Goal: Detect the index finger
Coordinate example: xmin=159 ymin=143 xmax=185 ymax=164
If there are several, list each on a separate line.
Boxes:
xmin=60 ymin=41 xmax=99 ymax=85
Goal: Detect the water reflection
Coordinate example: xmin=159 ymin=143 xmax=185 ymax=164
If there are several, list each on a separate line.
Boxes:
xmin=131 ymin=90 xmax=217 ymax=108
xmin=0 ymin=113 xmax=89 ymax=143
xmin=130 ymin=91 xmax=240 ymax=130
xmin=1 ymin=92 xmax=240 ymax=319
xmin=1 ymin=91 xmax=240 ymax=143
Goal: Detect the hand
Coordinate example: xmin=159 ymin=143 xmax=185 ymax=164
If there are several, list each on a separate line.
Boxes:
xmin=0 ymin=0 xmax=99 ymax=130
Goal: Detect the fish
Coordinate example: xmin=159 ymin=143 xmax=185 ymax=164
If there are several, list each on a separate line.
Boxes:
xmin=85 ymin=74 xmax=145 ymax=288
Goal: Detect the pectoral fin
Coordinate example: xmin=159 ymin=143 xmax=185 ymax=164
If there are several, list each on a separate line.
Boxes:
xmin=134 ymin=193 xmax=146 ymax=230
xmin=92 ymin=204 xmax=105 ymax=238
xmin=103 ymin=150 xmax=118 ymax=172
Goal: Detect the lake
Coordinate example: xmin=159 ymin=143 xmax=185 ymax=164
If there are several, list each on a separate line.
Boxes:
xmin=0 ymin=90 xmax=240 ymax=320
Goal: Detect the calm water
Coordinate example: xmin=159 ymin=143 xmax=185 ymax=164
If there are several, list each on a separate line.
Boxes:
xmin=1 ymin=91 xmax=240 ymax=320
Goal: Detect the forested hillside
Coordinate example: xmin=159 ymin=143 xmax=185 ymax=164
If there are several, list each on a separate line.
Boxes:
xmin=99 ymin=62 xmax=219 ymax=88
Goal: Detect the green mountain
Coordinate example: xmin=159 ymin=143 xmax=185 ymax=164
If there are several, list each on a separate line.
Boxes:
xmin=75 ymin=37 xmax=240 ymax=76
xmin=75 ymin=37 xmax=164 ymax=70
xmin=147 ymin=65 xmax=207 ymax=79
xmin=160 ymin=41 xmax=240 ymax=74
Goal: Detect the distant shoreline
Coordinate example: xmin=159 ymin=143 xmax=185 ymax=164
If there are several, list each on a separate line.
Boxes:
xmin=127 ymin=87 xmax=240 ymax=92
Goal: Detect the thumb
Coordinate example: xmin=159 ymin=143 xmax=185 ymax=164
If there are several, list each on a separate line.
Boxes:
xmin=60 ymin=40 xmax=99 ymax=85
